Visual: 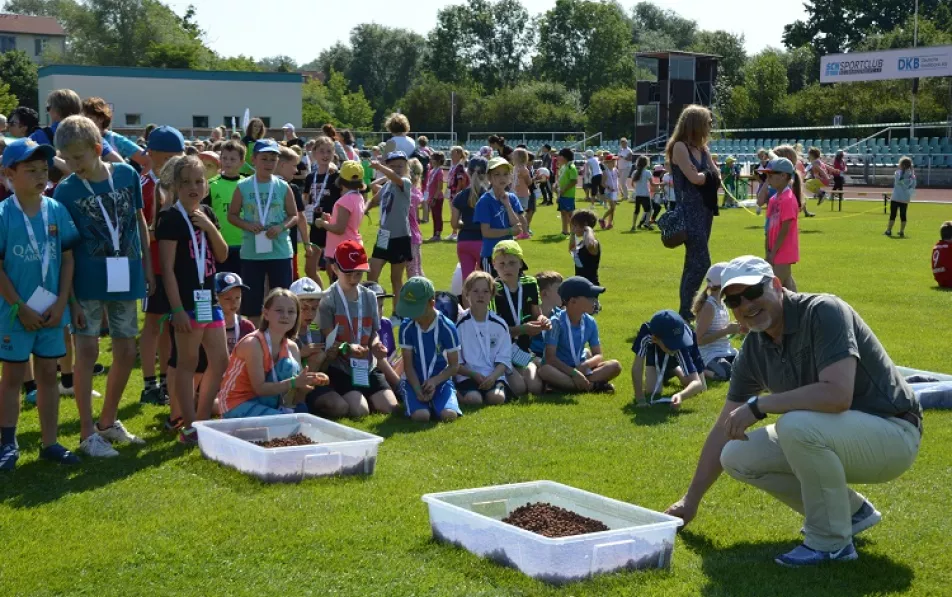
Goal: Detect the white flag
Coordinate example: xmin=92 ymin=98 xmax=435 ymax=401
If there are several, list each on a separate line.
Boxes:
xmin=241 ymin=108 xmax=250 ymax=130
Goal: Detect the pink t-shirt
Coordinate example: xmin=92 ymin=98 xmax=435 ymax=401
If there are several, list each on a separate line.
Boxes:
xmin=767 ymin=186 xmax=799 ymax=265
xmin=409 ymin=187 xmax=423 ymax=246
xmin=325 ymin=190 xmax=365 ymax=258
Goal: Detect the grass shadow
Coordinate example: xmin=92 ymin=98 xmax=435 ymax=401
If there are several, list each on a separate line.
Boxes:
xmin=622 ymin=400 xmax=682 ymax=425
xmin=511 ymin=392 xmax=580 ymax=407
xmin=536 ymin=234 xmax=569 ymax=244
xmin=745 ymin=225 xmax=765 ymax=230
xmin=0 ymin=439 xmax=184 ymax=509
xmin=15 ymin=400 xmax=144 ymax=449
xmin=679 ymin=531 xmax=914 ymax=597
xmin=363 ymin=413 xmax=442 ymax=438
xmin=931 ymin=285 xmax=952 ymax=292
xmin=800 ymin=229 xmax=825 ymax=234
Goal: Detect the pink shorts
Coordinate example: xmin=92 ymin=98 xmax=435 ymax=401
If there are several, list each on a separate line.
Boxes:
xmin=187 ymin=306 xmax=226 ymax=329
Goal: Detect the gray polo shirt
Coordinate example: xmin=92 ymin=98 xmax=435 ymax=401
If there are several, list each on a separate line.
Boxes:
xmin=727 ymin=291 xmax=921 ymax=418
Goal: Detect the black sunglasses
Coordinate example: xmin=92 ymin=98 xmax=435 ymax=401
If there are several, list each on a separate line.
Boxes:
xmin=723 ymin=279 xmax=769 ymax=309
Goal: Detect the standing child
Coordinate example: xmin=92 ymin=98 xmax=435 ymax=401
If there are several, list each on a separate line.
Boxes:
xmin=302 ymin=136 xmax=340 ymax=284
xmin=53 ymin=116 xmax=153 ymax=457
xmin=691 ymin=263 xmax=741 ymax=381
xmin=885 ymin=156 xmax=916 ymax=238
xmin=473 ymin=158 xmax=525 ymax=274
xmin=806 ymin=147 xmax=830 ymax=206
xmin=932 ymin=221 xmax=952 ymax=288
xmin=407 ymin=158 xmax=425 ymax=277
xmin=158 ymin=155 xmax=230 ymax=443
xmin=630 ymin=156 xmax=652 ymax=231
xmin=0 ymin=140 xmax=81 ymax=469
xmin=490 ymin=240 xmax=548 ymax=396
xmin=215 ymin=272 xmax=257 ymax=356
xmin=228 ymin=139 xmax=299 ymax=325
xmin=598 ymin=154 xmax=619 ymax=229
xmin=555 ymin=148 xmax=578 ymax=237
xmin=446 ymin=146 xmax=469 ymax=242
xmin=424 ymin=152 xmax=446 ymax=242
xmin=538 ymin=277 xmax=621 ymax=393
xmin=569 ymin=210 xmax=601 ymax=288
xmin=320 ymin=241 xmax=399 ymax=417
xmin=773 ymin=144 xmax=814 ymax=218
xmin=397 ymin=276 xmax=462 ymax=422
xmin=205 ymin=140 xmax=246 ymax=275
xmin=368 ymin=151 xmax=414 ymax=308
xmin=631 ymin=310 xmax=707 ymax=409
xmin=511 ymin=148 xmax=534 ymax=240
xmin=760 ymin=158 xmax=801 ymax=290
xmin=451 ymin=157 xmax=488 ymax=281
xmin=313 ymin=160 xmax=366 ymax=272
xmin=138 ymin=126 xmax=185 ymax=406
xmin=582 ymin=149 xmax=594 ymax=204
xmin=455 ymin=271 xmax=513 ymax=406
xmin=831 ymin=150 xmax=847 ymax=207
xmin=276 ymin=146 xmax=312 ymax=281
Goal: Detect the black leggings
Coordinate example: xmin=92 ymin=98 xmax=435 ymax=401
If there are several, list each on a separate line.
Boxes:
xmin=651 ymin=202 xmax=662 ymax=220
xmin=634 ymin=196 xmax=651 ymax=217
xmin=540 ymin=181 xmax=552 ymax=203
xmin=889 ymin=201 xmax=908 ymax=222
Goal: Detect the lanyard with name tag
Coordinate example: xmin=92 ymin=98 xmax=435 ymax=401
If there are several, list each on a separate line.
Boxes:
xmin=563 ymin=310 xmax=586 ymax=369
xmin=176 ymin=203 xmax=212 ymax=322
xmin=306 ymin=172 xmax=330 ymax=224
xmin=253 ymin=178 xmax=275 ymax=254
xmin=82 ymin=168 xmax=129 ymax=293
xmin=504 ymin=283 xmax=532 ymax=367
xmin=336 ymin=284 xmax=369 ymax=387
xmin=417 ymin=316 xmax=442 ymax=381
xmin=573 ymin=237 xmax=584 ymax=268
xmin=13 ymin=195 xmax=57 ymax=314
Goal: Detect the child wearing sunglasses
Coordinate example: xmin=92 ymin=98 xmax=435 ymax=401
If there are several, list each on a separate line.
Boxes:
xmin=631 ymin=309 xmax=707 ymax=409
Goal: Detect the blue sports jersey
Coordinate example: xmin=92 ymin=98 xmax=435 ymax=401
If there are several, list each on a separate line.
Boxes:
xmin=399 ymin=312 xmax=460 ymax=382
xmin=473 ymin=191 xmax=524 ymax=258
xmin=545 ymin=310 xmax=600 ymax=368
xmin=104 ymin=130 xmax=142 ymax=160
xmin=53 ymin=162 xmax=146 ymax=301
xmin=0 ymin=196 xmax=80 ymax=332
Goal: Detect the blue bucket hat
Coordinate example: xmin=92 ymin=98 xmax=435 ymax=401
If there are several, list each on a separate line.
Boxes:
xmin=147 ymin=126 xmax=185 ymax=153
xmin=1 ymin=138 xmax=55 ymax=168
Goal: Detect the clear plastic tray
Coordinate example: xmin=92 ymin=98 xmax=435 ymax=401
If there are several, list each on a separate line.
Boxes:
xmin=422 ymin=480 xmax=682 ymax=584
xmin=193 ymin=414 xmax=383 ymax=483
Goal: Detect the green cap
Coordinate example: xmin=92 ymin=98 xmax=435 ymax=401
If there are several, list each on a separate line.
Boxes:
xmin=396 ymin=276 xmax=435 ymax=320
xmin=492 ymin=239 xmax=523 ymax=259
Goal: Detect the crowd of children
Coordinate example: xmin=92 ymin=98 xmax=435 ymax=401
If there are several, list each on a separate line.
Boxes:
xmin=0 ymin=89 xmax=941 ymax=471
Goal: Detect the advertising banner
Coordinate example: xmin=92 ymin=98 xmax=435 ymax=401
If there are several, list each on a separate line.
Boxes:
xmin=820 ymin=45 xmax=952 ymax=83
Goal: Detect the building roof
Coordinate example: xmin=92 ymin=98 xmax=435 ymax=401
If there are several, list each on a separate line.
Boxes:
xmin=0 ymin=13 xmax=66 ymax=36
xmin=635 ymin=50 xmax=720 ymax=60
xmin=39 ymin=64 xmax=304 ymax=84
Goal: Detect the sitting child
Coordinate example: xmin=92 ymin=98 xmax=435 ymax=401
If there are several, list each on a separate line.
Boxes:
xmin=538 ymin=277 xmax=621 ymax=393
xmin=490 ymin=240 xmax=549 ymax=396
xmin=397 ymin=277 xmax=462 ymax=422
xmin=932 ymin=221 xmax=952 ymax=289
xmin=290 ymin=277 xmax=346 ymax=417
xmin=218 ymin=289 xmax=326 ymax=419
xmin=361 ymin=281 xmax=404 ymax=399
xmin=692 ymin=263 xmax=742 ymax=380
xmin=530 ymin=271 xmax=564 ymax=359
xmin=631 ymin=309 xmax=707 ymax=408
xmin=456 ymin=271 xmax=514 ymax=406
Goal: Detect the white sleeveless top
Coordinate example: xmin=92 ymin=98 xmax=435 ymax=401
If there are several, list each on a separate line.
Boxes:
xmin=699 ymin=296 xmax=737 ymax=365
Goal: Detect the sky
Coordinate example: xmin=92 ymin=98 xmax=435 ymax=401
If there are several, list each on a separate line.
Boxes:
xmin=168 ymin=0 xmax=807 ymax=66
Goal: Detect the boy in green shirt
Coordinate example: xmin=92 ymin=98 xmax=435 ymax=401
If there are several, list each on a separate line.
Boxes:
xmin=556 ymin=148 xmax=578 ymax=236
xmin=205 ymin=139 xmax=246 ymax=274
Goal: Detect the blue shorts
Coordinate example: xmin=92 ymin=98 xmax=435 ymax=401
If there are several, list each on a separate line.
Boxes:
xmin=558 ymin=196 xmax=576 ymax=212
xmin=403 ymin=379 xmax=461 ymax=418
xmin=0 ymin=327 xmax=67 ymax=362
xmin=223 ymin=396 xmax=282 ymax=419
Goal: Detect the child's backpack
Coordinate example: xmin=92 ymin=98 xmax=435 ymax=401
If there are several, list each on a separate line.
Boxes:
xmin=434 ymin=291 xmax=460 ymax=323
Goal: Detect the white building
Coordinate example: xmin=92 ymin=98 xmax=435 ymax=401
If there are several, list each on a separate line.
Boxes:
xmin=38 ymin=65 xmax=303 ymax=134
xmin=0 ymin=14 xmax=66 ymax=63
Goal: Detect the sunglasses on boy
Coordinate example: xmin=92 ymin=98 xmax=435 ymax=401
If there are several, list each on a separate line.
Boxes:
xmin=723 ymin=278 xmax=770 ymax=309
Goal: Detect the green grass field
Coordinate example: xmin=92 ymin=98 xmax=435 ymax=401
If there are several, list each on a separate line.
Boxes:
xmin=2 ymin=198 xmax=951 ymax=597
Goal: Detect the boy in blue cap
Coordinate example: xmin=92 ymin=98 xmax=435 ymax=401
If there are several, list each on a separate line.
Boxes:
xmin=397 ymin=276 xmax=462 ymax=423
xmin=631 ymin=309 xmax=707 ymax=408
xmin=538 ymin=276 xmax=621 ymax=393
xmin=0 ymin=139 xmax=81 ymax=469
xmin=54 ymin=115 xmax=153 ymax=457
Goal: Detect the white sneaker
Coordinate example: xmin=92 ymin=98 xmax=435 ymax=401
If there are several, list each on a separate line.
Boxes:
xmin=59 ymin=383 xmax=102 ymax=398
xmin=96 ymin=420 xmax=145 ymax=445
xmin=78 ymin=433 xmax=119 ymax=458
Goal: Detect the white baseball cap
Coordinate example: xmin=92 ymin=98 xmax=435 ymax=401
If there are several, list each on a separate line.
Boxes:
xmin=706 ymin=262 xmax=729 ymax=286
xmin=289 ymin=277 xmax=322 ymax=300
xmin=720 ymin=255 xmax=775 ymax=289
xmin=282 ymin=123 xmax=295 ymax=131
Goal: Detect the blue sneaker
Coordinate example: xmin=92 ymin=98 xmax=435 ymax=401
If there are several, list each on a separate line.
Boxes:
xmin=39 ymin=442 xmax=80 ymax=465
xmin=800 ymin=499 xmax=882 ymax=536
xmin=0 ymin=443 xmax=19 ymax=471
xmin=24 ymin=389 xmax=37 ymax=405
xmin=775 ymin=542 xmax=858 ymax=567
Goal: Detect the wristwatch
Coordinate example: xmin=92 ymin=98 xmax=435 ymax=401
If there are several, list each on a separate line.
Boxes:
xmin=747 ymin=396 xmax=766 ymax=420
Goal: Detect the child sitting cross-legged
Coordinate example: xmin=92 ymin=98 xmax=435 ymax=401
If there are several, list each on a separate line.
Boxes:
xmin=631 ymin=309 xmax=707 ymax=409
xmin=538 ymin=277 xmax=621 ymax=393
xmin=455 ymin=271 xmax=514 ymax=406
xmin=530 ymin=270 xmax=564 ymax=359
xmin=397 ymin=277 xmax=462 ymax=423
xmin=289 ymin=277 xmax=347 ymax=418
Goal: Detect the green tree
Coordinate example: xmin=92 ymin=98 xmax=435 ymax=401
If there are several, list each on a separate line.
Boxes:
xmin=631 ymin=2 xmax=696 ymax=50
xmin=347 ymin=24 xmax=424 ymax=122
xmin=303 ymin=42 xmax=353 ymax=77
xmin=143 ymin=42 xmax=202 ymax=69
xmin=0 ymin=80 xmax=18 ymax=116
xmin=536 ymin=0 xmax=635 ymax=101
xmin=325 ymin=71 xmax=373 ymax=130
xmin=462 ymin=81 xmax=583 ymax=132
xmin=397 ymin=73 xmax=480 ymax=133
xmin=585 ymin=86 xmax=636 ymax=140
xmin=784 ymin=45 xmax=817 ymax=94
xmin=426 ymin=0 xmax=534 ymax=91
xmin=257 ymin=55 xmax=299 ymax=73
xmin=215 ymin=55 xmax=261 ymax=71
xmin=742 ymin=50 xmax=789 ymax=126
xmin=302 ymin=79 xmax=335 ymax=129
xmin=0 ymin=51 xmax=38 ymax=111
xmin=690 ymin=30 xmax=746 ymax=89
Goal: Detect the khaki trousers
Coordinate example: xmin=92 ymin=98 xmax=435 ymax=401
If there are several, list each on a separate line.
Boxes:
xmin=720 ymin=410 xmax=920 ymax=551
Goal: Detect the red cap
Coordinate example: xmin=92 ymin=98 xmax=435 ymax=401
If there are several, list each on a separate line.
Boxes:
xmin=335 ymin=240 xmax=370 ymax=272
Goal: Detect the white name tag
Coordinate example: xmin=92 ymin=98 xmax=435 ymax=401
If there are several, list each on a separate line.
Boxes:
xmin=25 ymin=287 xmax=57 ymax=315
xmin=105 ymin=257 xmax=130 ymax=293
xmin=511 ymin=345 xmax=533 ymax=368
xmin=351 ymin=357 xmax=370 ymax=387
xmin=254 ymin=232 xmax=273 ymax=254
xmin=304 ymin=204 xmax=316 ymax=224
xmin=193 ymin=289 xmax=213 ymax=323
